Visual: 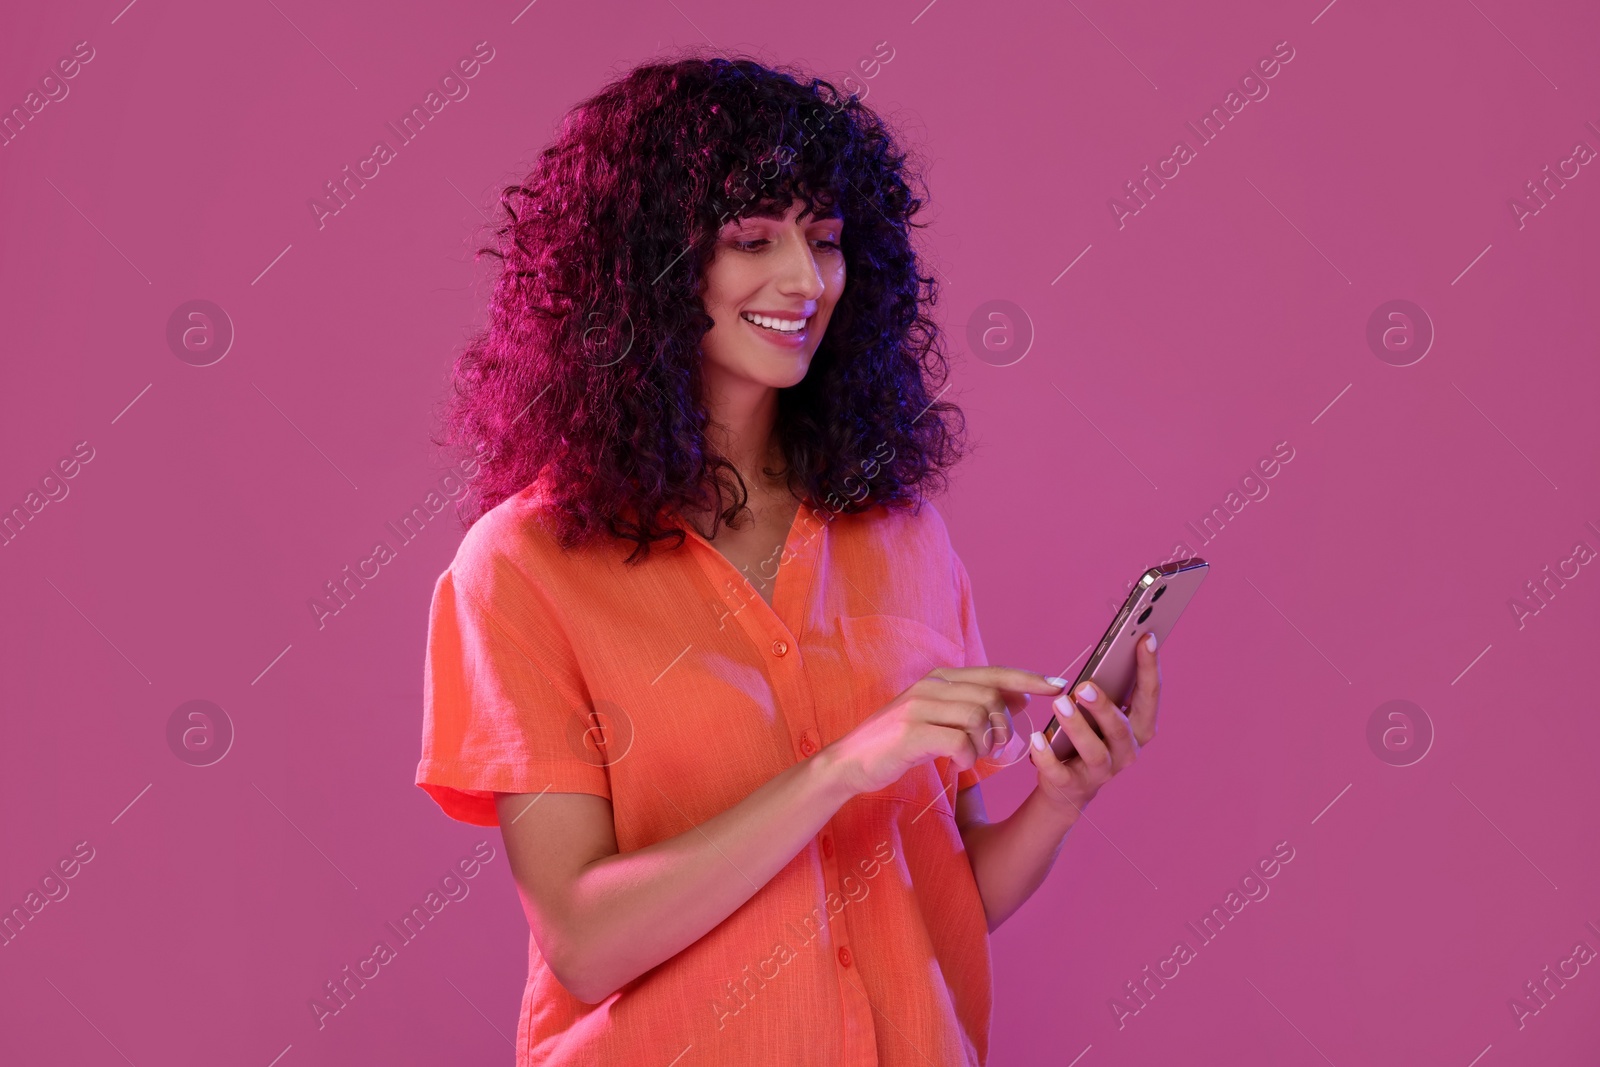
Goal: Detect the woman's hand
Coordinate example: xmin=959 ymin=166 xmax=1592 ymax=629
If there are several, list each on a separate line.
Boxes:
xmin=819 ymin=666 xmax=1066 ymax=798
xmin=1026 ymin=631 xmax=1161 ymax=822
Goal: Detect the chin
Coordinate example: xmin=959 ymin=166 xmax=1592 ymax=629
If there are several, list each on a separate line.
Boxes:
xmin=770 ymin=356 xmax=813 ymax=386
xmin=727 ymin=352 xmax=811 ymax=387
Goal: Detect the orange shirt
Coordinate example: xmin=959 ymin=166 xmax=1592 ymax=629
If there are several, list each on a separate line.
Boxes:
xmin=416 ymin=482 xmax=1007 ymax=1065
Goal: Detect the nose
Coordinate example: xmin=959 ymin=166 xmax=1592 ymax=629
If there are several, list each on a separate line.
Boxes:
xmin=774 ymin=228 xmax=826 ymax=301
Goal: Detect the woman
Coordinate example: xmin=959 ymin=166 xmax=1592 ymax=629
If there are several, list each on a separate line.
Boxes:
xmin=415 ymin=53 xmax=1161 ymax=1066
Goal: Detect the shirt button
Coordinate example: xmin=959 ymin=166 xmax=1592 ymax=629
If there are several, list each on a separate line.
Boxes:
xmin=838 ymin=946 xmax=852 ymax=968
xmin=799 ymin=737 xmax=817 ymax=756
xmin=772 ymin=639 xmax=789 ymax=657
xmin=821 ymin=836 xmax=834 ymax=858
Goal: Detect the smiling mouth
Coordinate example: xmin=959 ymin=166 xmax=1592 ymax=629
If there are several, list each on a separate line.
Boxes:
xmin=740 ymin=311 xmax=811 ymax=335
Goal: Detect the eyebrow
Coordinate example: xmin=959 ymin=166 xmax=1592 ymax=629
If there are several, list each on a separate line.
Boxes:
xmin=734 ymin=204 xmax=843 ymax=223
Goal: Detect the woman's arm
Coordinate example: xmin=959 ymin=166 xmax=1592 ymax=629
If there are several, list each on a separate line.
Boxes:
xmin=957 ymin=635 xmax=1164 ymax=931
xmin=954 ymin=782 xmax=1078 ymax=933
xmin=497 ymin=753 xmax=853 ymax=1004
xmin=498 ymin=663 xmax=1059 ymax=1004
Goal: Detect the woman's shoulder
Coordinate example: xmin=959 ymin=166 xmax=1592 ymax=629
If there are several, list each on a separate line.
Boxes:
xmin=449 ymin=480 xmax=680 ymax=596
xmin=829 ymin=494 xmax=965 ymax=596
xmin=850 ymin=492 xmax=959 ymax=559
xmin=447 ymin=482 xmax=571 ymax=593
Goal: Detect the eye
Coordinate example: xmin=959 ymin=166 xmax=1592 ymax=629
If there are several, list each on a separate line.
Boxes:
xmin=728 ymin=234 xmax=841 ymax=252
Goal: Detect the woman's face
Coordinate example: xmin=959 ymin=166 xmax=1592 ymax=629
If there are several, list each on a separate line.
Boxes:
xmin=698 ymin=199 xmax=846 ymax=394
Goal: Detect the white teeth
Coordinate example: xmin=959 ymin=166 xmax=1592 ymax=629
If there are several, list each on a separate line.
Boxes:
xmin=741 ymin=312 xmax=807 ymax=333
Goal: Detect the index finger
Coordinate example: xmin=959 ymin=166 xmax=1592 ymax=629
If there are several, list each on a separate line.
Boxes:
xmin=1124 ymin=631 xmax=1162 ymax=741
xmin=928 ymin=665 xmax=1067 ymax=696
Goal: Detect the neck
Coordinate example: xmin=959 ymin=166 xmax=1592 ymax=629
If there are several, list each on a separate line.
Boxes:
xmin=701 ymin=372 xmax=782 ymax=489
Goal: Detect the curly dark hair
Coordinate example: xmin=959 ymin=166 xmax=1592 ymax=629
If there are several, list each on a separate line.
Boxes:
xmin=435 ymin=50 xmax=969 ymax=564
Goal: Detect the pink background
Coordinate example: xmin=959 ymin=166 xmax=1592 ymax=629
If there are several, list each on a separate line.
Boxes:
xmin=3 ymin=0 xmax=1598 ymax=1063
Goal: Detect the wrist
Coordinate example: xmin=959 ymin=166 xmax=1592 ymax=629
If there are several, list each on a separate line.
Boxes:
xmin=806 ymin=743 xmax=860 ymax=808
xmin=1025 ymin=783 xmax=1085 ymax=836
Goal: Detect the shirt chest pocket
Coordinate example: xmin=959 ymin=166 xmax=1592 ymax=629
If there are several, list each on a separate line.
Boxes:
xmin=837 ymin=613 xmax=969 ymax=816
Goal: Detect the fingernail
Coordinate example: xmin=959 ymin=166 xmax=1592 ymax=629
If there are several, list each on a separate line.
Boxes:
xmin=1053 ymin=694 xmax=1074 ymax=717
xmin=1045 ymin=676 xmax=1070 ymax=689
xmin=1030 ymin=731 xmax=1046 ymax=751
xmin=1077 ymin=682 xmax=1097 ymax=702
xmin=1145 ymin=632 xmax=1157 ymax=652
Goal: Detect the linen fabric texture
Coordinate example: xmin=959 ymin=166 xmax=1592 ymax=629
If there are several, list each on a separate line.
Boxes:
xmin=417 ymin=484 xmax=1007 ymax=1065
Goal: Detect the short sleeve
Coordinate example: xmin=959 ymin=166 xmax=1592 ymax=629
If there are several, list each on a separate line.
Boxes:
xmin=416 ymin=536 xmax=611 ymax=827
xmin=952 ymin=551 xmax=1004 ymax=792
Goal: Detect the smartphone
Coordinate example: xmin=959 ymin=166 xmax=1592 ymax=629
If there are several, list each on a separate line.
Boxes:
xmin=1043 ymin=557 xmax=1209 ymax=762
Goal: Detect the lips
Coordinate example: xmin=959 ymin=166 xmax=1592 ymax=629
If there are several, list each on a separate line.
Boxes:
xmin=740 ymin=310 xmax=810 ymax=348
xmin=740 ymin=311 xmax=810 ymax=334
